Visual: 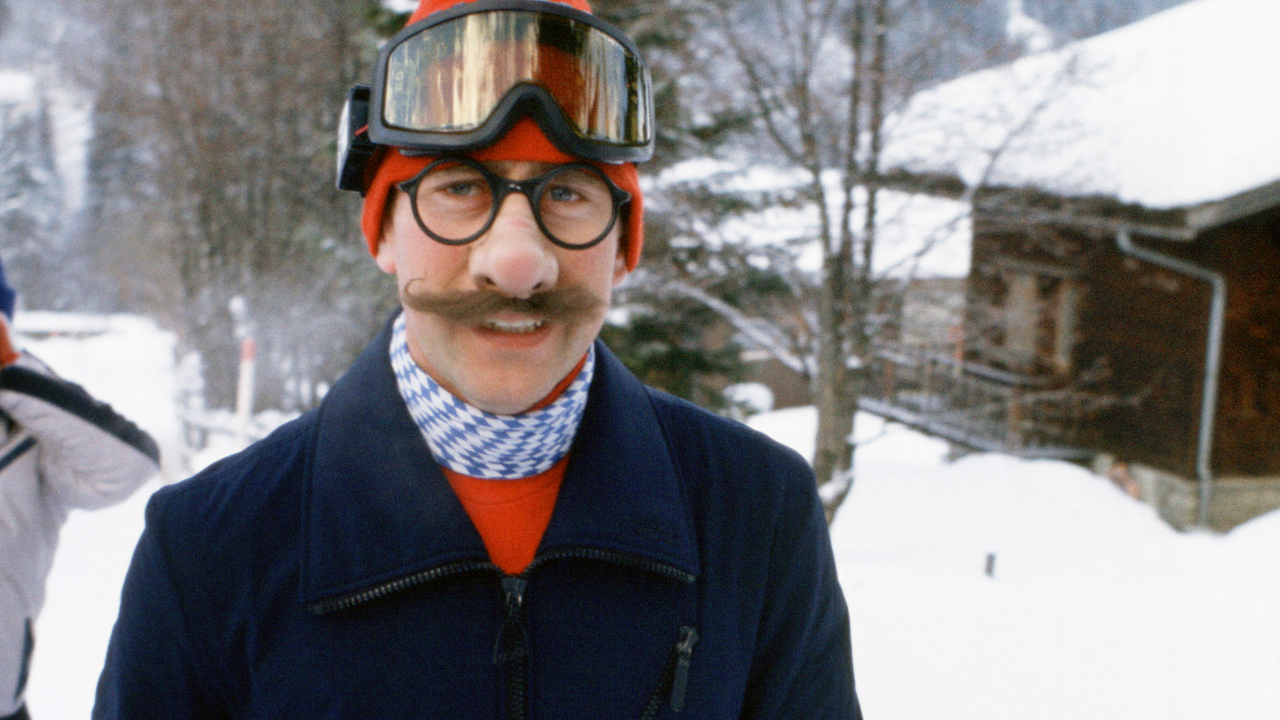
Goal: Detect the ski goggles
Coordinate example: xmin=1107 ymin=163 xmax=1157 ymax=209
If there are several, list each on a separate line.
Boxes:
xmin=338 ymin=0 xmax=653 ymax=192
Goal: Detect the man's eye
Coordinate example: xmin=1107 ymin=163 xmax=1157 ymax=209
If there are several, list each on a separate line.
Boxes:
xmin=445 ymin=181 xmax=483 ymax=197
xmin=546 ymin=185 xmax=583 ymax=203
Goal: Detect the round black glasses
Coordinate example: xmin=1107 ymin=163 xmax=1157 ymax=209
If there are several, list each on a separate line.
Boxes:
xmin=397 ymin=157 xmax=631 ymax=250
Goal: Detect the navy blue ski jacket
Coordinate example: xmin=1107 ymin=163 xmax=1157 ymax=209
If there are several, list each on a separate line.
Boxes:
xmin=94 ymin=317 xmax=859 ymax=719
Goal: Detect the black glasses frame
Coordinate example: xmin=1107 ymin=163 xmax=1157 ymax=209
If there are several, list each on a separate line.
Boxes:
xmin=397 ymin=157 xmax=631 ymax=250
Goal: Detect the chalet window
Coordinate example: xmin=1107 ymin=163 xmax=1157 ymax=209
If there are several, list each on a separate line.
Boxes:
xmin=974 ymin=259 xmax=1082 ymax=377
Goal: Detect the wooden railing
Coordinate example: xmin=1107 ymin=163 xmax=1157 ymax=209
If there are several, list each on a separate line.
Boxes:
xmin=860 ymin=343 xmax=1097 ymax=460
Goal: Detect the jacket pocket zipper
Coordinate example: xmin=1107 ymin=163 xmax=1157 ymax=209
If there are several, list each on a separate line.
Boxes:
xmin=497 ymin=550 xmax=695 ymax=720
xmin=639 ymin=626 xmax=699 ymax=719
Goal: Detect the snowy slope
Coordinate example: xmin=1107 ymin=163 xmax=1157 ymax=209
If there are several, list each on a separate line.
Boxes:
xmin=886 ymin=0 xmax=1280 ymax=208
xmin=16 ymin=314 xmax=1280 ymax=719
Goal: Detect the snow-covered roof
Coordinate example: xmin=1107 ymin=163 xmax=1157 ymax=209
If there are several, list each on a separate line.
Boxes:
xmin=885 ymin=0 xmax=1280 ymax=210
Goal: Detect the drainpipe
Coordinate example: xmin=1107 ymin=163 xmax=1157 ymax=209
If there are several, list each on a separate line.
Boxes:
xmin=1116 ymin=229 xmax=1226 ymax=528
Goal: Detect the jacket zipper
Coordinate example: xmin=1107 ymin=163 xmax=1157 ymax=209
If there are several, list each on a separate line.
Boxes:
xmin=639 ymin=626 xmax=700 ymax=719
xmin=305 ymin=559 xmax=497 ymax=615
xmin=524 ymin=547 xmax=697 ymax=585
xmin=497 ymin=576 xmax=529 ymax=720
xmin=309 ymin=546 xmax=695 ymax=616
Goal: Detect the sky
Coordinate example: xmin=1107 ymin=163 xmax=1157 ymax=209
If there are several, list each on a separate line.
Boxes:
xmin=16 ymin=311 xmax=1280 ymax=720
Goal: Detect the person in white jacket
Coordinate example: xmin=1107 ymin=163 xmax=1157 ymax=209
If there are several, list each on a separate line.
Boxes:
xmin=0 ymin=260 xmax=160 ymax=720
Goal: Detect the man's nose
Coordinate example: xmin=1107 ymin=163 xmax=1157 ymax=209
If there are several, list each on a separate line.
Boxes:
xmin=468 ymin=192 xmax=559 ymax=299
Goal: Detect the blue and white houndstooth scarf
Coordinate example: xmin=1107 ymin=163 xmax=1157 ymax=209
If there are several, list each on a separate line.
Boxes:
xmin=389 ymin=313 xmax=593 ymax=479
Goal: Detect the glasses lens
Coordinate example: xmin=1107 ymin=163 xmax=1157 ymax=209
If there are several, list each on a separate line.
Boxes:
xmin=411 ymin=162 xmax=494 ymax=243
xmin=536 ymin=165 xmax=618 ymax=247
xmin=382 ymin=10 xmax=650 ymax=146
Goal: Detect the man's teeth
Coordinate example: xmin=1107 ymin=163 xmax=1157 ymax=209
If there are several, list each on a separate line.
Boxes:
xmin=482 ymin=318 xmax=546 ymax=333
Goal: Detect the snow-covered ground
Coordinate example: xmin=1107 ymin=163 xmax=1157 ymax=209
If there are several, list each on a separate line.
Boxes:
xmin=752 ymin=408 xmax=1280 ymax=720
xmin=17 ymin=314 xmax=1280 ymax=719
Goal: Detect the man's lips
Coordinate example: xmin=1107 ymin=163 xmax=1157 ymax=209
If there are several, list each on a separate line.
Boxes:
xmin=479 ymin=316 xmax=548 ymax=334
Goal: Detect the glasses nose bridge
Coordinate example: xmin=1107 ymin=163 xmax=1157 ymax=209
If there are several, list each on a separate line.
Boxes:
xmin=493 ymin=176 xmax=542 ymax=209
xmin=486 ymin=174 xmax=542 ymax=220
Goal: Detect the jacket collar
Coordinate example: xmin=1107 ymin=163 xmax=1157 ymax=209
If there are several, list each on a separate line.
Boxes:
xmin=298 ymin=314 xmax=699 ymax=607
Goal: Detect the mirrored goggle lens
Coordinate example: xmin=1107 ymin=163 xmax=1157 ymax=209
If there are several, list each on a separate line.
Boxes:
xmin=381 ymin=9 xmax=651 ymax=147
xmin=410 ymin=161 xmax=621 ymax=248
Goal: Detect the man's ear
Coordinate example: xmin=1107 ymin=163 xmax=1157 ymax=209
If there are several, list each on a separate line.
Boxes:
xmin=612 ymin=243 xmax=629 ymax=287
xmin=375 ymin=234 xmax=397 ymax=275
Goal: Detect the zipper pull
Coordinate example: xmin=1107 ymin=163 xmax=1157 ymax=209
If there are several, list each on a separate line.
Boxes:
xmin=670 ymin=626 xmax=699 ymax=712
xmin=495 ymin=576 xmax=529 ymax=663
xmin=502 ymin=576 xmax=527 ymax=614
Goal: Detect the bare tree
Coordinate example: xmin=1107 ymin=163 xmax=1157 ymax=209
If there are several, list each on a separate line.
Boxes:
xmin=659 ymin=0 xmax=894 ymax=521
xmin=62 ymin=0 xmax=396 ymax=411
xmin=658 ymin=0 xmax=1085 ymax=521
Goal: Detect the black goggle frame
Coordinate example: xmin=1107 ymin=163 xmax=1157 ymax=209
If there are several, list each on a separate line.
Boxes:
xmin=336 ymin=0 xmax=653 ymax=194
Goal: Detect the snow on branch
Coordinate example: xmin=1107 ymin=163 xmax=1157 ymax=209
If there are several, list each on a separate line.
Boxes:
xmin=653 ymin=274 xmax=814 ymax=378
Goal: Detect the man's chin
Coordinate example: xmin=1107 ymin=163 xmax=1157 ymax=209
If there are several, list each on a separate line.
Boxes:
xmin=459 ymin=380 xmax=551 ymax=416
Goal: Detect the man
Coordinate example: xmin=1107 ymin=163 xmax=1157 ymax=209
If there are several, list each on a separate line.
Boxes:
xmin=95 ymin=0 xmax=860 ymax=717
xmin=0 ymin=258 xmax=160 ymax=720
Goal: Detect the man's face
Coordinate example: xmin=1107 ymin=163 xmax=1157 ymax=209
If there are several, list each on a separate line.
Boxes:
xmin=376 ymin=159 xmax=628 ymax=415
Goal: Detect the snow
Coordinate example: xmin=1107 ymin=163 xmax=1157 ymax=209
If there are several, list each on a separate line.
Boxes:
xmin=0 ymin=71 xmax=35 ymax=104
xmin=887 ymin=0 xmax=1280 ymax=209
xmin=16 ymin=314 xmax=1280 ymax=718
xmin=0 ymin=68 xmax=94 ymax=217
xmin=47 ymin=86 xmax=93 ymax=214
xmin=753 ymin=407 xmax=1280 ymax=720
xmin=1005 ymin=0 xmax=1056 ymax=54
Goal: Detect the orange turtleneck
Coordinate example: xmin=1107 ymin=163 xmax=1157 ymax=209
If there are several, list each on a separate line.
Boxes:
xmin=442 ymin=354 xmax=587 ymax=575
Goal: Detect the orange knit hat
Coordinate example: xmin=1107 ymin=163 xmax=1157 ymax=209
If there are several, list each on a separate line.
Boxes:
xmin=408 ymin=0 xmax=591 ymax=24
xmin=360 ymin=0 xmax=644 ymax=271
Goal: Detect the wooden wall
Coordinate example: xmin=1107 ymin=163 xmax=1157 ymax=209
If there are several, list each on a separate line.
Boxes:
xmin=967 ymin=204 xmax=1280 ymax=479
xmin=1078 ymin=240 xmax=1207 ymax=478
xmin=1199 ymin=209 xmax=1280 ymax=476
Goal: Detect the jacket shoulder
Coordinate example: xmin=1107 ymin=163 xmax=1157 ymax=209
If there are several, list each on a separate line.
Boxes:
xmin=0 ymin=361 xmax=160 ymax=464
xmin=147 ymin=411 xmax=316 ymax=550
xmin=645 ymin=387 xmax=808 ymax=462
xmin=642 ymin=387 xmax=816 ymax=498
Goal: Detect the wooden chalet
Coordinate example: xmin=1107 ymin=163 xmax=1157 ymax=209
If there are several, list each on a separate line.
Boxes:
xmin=867 ymin=181 xmax=1280 ymax=532
xmin=866 ymin=0 xmax=1280 ymax=530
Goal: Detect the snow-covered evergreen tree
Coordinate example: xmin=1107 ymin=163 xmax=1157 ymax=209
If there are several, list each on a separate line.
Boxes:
xmin=0 ymin=71 xmax=63 ymax=309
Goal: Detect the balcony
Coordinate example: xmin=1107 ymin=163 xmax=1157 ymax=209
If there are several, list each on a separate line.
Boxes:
xmin=860 ymin=343 xmax=1099 ymax=461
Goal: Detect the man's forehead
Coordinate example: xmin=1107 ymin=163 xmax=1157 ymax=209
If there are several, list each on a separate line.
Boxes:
xmin=472 ymin=159 xmax=563 ymax=177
